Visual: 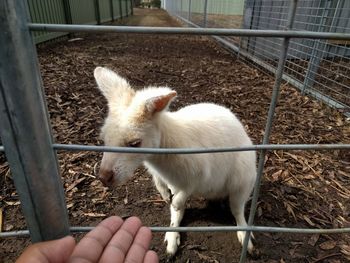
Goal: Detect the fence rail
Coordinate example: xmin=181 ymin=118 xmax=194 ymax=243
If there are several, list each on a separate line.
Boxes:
xmin=28 ymin=23 xmax=350 ymax=39
xmin=54 ymin=143 xmax=350 ymax=153
xmin=1 ymin=0 xmax=350 ymax=262
xmin=4 ymin=143 xmax=349 ymax=154
xmin=2 ymin=225 xmax=350 ymax=238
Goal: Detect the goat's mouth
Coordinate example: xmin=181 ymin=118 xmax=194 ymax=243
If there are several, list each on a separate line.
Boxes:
xmin=95 ymin=162 xmax=123 ymax=187
xmin=99 ymin=172 xmax=130 ymax=187
xmin=99 ymin=174 xmax=115 ymax=187
xmin=97 ymin=167 xmax=117 ymax=187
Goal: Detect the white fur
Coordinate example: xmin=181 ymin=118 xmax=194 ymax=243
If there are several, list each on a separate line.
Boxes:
xmin=94 ymin=67 xmax=257 ymax=256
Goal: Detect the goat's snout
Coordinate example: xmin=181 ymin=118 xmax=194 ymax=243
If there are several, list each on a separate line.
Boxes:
xmin=99 ymin=169 xmax=115 ymax=187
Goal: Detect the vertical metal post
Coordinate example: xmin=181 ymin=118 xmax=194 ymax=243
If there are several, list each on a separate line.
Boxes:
xmin=94 ymin=0 xmax=101 ymax=24
xmin=239 ymin=0 xmax=299 ymax=262
xmin=180 ymin=0 xmax=183 ymax=18
xmin=110 ymin=0 xmax=114 ymax=21
xmin=188 ymin=0 xmax=192 ymax=21
xmin=62 ymin=0 xmax=73 ymax=38
xmin=0 ymin=0 xmax=69 ymax=242
xmin=125 ymin=0 xmax=129 ymax=17
xmin=302 ymin=0 xmax=341 ymax=94
xmin=203 ymin=0 xmax=208 ymax=27
xmin=130 ymin=0 xmax=133 ymax=15
xmin=119 ymin=0 xmax=123 ymax=18
xmin=62 ymin=0 xmax=72 ymax=24
xmin=238 ymin=0 xmax=253 ymax=59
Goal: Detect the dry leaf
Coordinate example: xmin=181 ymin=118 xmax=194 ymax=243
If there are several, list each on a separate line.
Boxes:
xmin=319 ymin=240 xmax=336 ymax=250
xmin=285 ymin=202 xmax=296 ymax=220
xmin=303 ymin=215 xmax=315 ymax=226
xmin=340 ymin=244 xmax=350 ymax=259
xmin=66 ymin=177 xmax=86 ymax=192
xmin=4 ymin=224 xmax=14 ymax=231
xmin=271 ymin=170 xmax=283 ymax=182
xmin=195 ymin=251 xmax=219 ymax=263
xmin=4 ymin=201 xmax=20 ymax=206
xmin=83 ymin=212 xmax=106 ymax=217
xmin=304 ymin=174 xmax=315 ymax=180
xmin=308 ymin=234 xmax=320 ymax=246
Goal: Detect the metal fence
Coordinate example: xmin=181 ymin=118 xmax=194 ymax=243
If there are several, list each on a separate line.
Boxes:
xmin=165 ymin=0 xmax=350 ymax=115
xmin=1 ymin=0 xmax=350 ymax=262
xmin=28 ymin=0 xmax=133 ymax=43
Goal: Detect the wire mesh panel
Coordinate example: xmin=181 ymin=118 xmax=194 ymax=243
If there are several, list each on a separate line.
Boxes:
xmin=242 ymin=0 xmax=350 ymax=113
xmin=168 ymin=0 xmax=350 ymax=114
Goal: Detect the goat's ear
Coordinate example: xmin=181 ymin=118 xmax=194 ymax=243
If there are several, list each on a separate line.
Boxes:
xmin=94 ymin=67 xmax=133 ymax=102
xmin=146 ymin=90 xmax=177 ymax=114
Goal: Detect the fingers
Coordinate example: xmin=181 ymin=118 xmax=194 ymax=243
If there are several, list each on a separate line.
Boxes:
xmin=99 ymin=216 xmax=142 ymax=263
xmin=99 ymin=217 xmax=158 ymax=263
xmin=69 ymin=216 xmax=123 ymax=263
xmin=124 ymin=226 xmax=153 ymax=263
xmin=144 ymin=250 xmax=159 ymax=263
xmin=16 ymin=236 xmax=76 ymax=263
xmin=16 ymin=216 xmax=158 ymax=263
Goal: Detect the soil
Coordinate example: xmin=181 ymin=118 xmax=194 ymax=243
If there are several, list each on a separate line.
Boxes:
xmin=1 ymin=8 xmax=350 ymax=263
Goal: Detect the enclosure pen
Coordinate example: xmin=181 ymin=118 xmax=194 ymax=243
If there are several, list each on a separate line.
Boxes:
xmin=166 ymin=0 xmax=350 ymax=115
xmin=0 ymin=0 xmax=350 ymax=262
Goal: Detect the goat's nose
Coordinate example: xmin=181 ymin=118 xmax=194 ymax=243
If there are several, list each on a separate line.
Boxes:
xmin=99 ymin=169 xmax=114 ymax=187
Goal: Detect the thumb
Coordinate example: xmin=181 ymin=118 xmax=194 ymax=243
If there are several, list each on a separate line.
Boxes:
xmin=17 ymin=236 xmax=76 ymax=263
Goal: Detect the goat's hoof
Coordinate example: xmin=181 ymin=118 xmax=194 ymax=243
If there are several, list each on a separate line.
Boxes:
xmin=164 ymin=232 xmax=180 ymax=256
xmin=237 ymin=231 xmax=254 ymax=254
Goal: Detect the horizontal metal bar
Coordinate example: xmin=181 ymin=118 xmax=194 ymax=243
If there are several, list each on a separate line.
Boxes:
xmin=53 ymin=143 xmax=350 ymax=154
xmin=0 ymin=146 xmax=4 ymax=152
xmin=2 ymin=225 xmax=350 ymax=238
xmin=28 ymin=24 xmax=350 ymax=40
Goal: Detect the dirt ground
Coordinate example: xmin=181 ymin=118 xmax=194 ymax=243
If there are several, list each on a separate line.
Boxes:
xmin=1 ymin=8 xmax=350 ymax=263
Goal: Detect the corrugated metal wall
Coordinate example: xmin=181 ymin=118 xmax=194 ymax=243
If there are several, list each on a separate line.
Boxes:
xmin=69 ymin=0 xmax=97 ymax=24
xmin=99 ymin=0 xmax=112 ymax=23
xmin=112 ymin=0 xmax=122 ymax=19
xmin=27 ymin=0 xmax=133 ymax=44
xmin=27 ymin=0 xmax=68 ymax=43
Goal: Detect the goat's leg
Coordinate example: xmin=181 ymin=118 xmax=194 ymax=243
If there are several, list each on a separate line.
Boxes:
xmin=152 ymin=175 xmax=171 ymax=203
xmin=229 ymin=195 xmax=254 ymax=254
xmin=164 ymin=191 xmax=188 ymax=256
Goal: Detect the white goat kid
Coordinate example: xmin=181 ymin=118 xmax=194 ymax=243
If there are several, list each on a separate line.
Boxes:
xmin=94 ymin=67 xmax=257 ymax=256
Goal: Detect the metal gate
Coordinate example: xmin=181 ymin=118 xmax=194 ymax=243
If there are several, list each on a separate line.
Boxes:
xmin=1 ymin=0 xmax=350 ymax=262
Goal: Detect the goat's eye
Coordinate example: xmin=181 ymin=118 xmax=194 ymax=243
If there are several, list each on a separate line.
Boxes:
xmin=127 ymin=139 xmax=142 ymax=148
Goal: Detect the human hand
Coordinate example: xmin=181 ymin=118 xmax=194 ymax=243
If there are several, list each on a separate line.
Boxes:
xmin=16 ymin=216 xmax=158 ymax=263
